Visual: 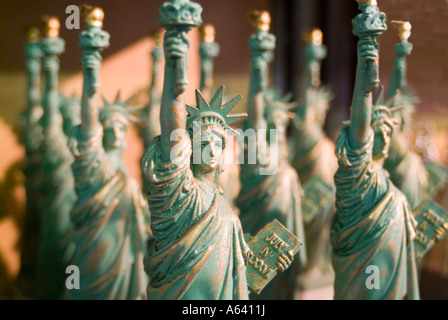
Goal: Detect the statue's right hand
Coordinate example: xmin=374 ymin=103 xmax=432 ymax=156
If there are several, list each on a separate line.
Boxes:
xmin=82 ymin=51 xmax=102 ymax=70
xmin=358 ymin=38 xmax=378 ymax=66
xmin=164 ymin=31 xmax=189 ymax=60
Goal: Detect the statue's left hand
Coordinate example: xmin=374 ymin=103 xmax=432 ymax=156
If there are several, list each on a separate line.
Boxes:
xmin=277 ymin=250 xmax=294 ymax=272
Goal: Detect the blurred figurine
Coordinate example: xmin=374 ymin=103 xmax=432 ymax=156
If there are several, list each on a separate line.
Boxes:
xmin=141 ymin=0 xmax=294 ymax=300
xmin=16 ymin=26 xmax=44 ymax=298
xmin=140 ymin=30 xmax=164 ymax=194
xmin=235 ymin=10 xmax=306 ymax=300
xmin=289 ymin=28 xmax=337 ymax=286
xmin=37 ymin=16 xmax=76 ymax=300
xmin=290 ymin=29 xmax=337 ymax=187
xmin=384 ymin=21 xmax=448 ymax=208
xmin=331 ymin=0 xmax=419 ymax=300
xmin=68 ymin=5 xmax=148 ymax=300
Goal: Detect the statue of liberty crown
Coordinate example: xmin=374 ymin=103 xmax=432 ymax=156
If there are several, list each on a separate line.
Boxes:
xmin=186 ymin=86 xmax=247 ymax=137
xmin=100 ymin=91 xmax=143 ymax=125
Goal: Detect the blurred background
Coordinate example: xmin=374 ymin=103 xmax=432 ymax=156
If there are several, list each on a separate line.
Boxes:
xmin=0 ymin=0 xmax=447 ymax=299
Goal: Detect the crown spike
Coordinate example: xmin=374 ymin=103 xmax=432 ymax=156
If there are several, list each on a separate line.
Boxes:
xmin=114 ymin=90 xmax=122 ymax=105
xmin=102 ymin=94 xmax=111 ymax=107
xmin=210 ymin=85 xmax=224 ymax=109
xmin=226 ymin=112 xmax=248 ymax=125
xmin=221 ymin=95 xmax=243 ymax=113
xmin=195 ymin=89 xmax=211 ymax=110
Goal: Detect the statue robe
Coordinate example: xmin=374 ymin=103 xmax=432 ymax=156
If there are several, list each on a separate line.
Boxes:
xmin=69 ymin=127 xmax=148 ymax=300
xmin=142 ymin=136 xmax=249 ymax=300
xmin=331 ymin=128 xmax=420 ymax=300
xmin=290 ymin=120 xmax=337 ymax=275
xmin=37 ymin=125 xmax=77 ymax=300
xmin=236 ymin=142 xmax=307 ymax=300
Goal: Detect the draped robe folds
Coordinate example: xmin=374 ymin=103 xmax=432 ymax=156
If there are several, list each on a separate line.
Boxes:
xmin=69 ymin=127 xmax=148 ymax=300
xmin=236 ymin=140 xmax=307 ymax=300
xmin=37 ymin=125 xmax=76 ymax=300
xmin=142 ymin=136 xmax=249 ymax=300
xmin=290 ymin=119 xmax=337 ymax=274
xmin=331 ymin=127 xmax=420 ymax=300
xmin=384 ymin=149 xmax=429 ymax=210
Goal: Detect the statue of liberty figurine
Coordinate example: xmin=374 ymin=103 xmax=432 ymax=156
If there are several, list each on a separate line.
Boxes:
xmin=16 ymin=26 xmax=44 ymax=298
xmin=331 ymin=0 xmax=419 ymax=300
xmin=68 ymin=5 xmax=148 ymax=300
xmin=290 ymin=28 xmax=337 ymax=187
xmin=141 ymin=0 xmax=293 ymax=300
xmin=235 ymin=10 xmax=306 ymax=300
xmin=289 ymin=28 xmax=337 ymax=286
xmin=384 ymin=21 xmax=447 ymax=209
xmin=36 ymin=16 xmax=77 ymax=300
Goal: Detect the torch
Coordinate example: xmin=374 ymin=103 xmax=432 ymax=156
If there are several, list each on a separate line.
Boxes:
xmin=159 ymin=0 xmax=202 ymax=96
xmin=352 ymin=0 xmax=387 ymax=93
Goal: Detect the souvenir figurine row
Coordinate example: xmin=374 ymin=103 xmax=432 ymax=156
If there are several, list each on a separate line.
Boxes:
xmin=16 ymin=0 xmax=448 ymax=300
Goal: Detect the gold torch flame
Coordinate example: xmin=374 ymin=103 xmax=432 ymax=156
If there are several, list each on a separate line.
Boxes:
xmin=248 ymin=10 xmax=271 ymax=32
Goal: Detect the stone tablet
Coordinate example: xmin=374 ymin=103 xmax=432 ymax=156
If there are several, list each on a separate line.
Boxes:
xmin=413 ymin=199 xmax=448 ymax=260
xmin=245 ymin=219 xmax=302 ymax=294
xmin=302 ymin=176 xmax=333 ymax=224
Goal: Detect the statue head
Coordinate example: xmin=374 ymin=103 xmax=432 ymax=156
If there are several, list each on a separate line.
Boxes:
xmin=59 ymin=94 xmax=81 ymax=137
xmin=305 ymin=87 xmax=333 ymax=127
xmin=264 ymin=89 xmax=296 ymax=140
xmin=100 ymin=93 xmax=140 ymax=153
xmin=186 ymin=86 xmax=246 ymax=178
xmin=371 ymin=105 xmax=398 ymax=159
xmin=389 ymin=90 xmax=418 ymax=134
xmin=370 ymin=88 xmax=403 ymax=159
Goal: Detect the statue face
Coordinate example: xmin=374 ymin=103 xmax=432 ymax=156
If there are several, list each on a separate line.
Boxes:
xmin=193 ymin=130 xmax=223 ymax=175
xmin=102 ymin=119 xmax=127 ymax=152
xmin=372 ymin=124 xmax=392 ymax=160
xmin=312 ymin=100 xmax=328 ymax=127
xmin=267 ymin=108 xmax=288 ymax=140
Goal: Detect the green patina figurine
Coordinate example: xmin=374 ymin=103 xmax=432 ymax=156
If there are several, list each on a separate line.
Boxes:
xmin=37 ymin=16 xmax=77 ymax=300
xmin=141 ymin=0 xmax=295 ymax=300
xmin=330 ymin=0 xmax=420 ymax=300
xmin=235 ymin=10 xmax=306 ymax=300
xmin=140 ymin=30 xmax=164 ymax=194
xmin=16 ymin=26 xmax=44 ymax=298
xmin=289 ymin=28 xmax=337 ymax=286
xmin=68 ymin=5 xmax=148 ymax=300
xmin=290 ymin=29 xmax=337 ymax=187
xmin=384 ymin=21 xmax=448 ymax=209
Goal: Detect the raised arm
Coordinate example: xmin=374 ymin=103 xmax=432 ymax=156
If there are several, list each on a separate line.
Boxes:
xmin=79 ymin=5 xmax=110 ymax=140
xmin=25 ymin=26 xmax=42 ymax=113
xmin=247 ymin=10 xmax=276 ymax=130
xmin=199 ymin=24 xmax=220 ymax=101
xmin=387 ymin=21 xmax=413 ymax=100
xmin=299 ymin=29 xmax=327 ymax=117
xmin=148 ymin=30 xmax=164 ymax=112
xmin=158 ymin=0 xmax=202 ymax=162
xmin=40 ymin=16 xmax=64 ymax=131
xmin=349 ymin=0 xmax=387 ymax=148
